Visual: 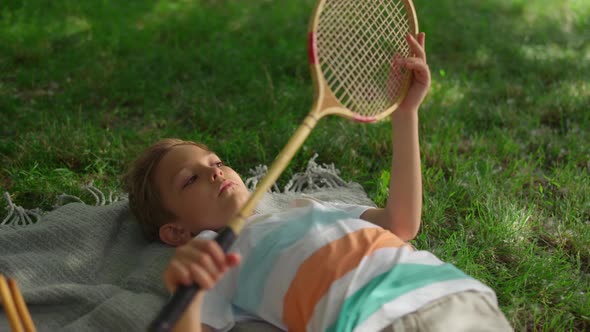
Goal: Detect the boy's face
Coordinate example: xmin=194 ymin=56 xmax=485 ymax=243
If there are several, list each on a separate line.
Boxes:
xmin=154 ymin=144 xmax=250 ymax=234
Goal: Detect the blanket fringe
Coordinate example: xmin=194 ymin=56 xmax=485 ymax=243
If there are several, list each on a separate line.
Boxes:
xmin=54 ymin=182 xmax=125 ymax=208
xmin=244 ymin=154 xmax=348 ymax=193
xmin=283 ymin=154 xmax=347 ymax=192
xmin=2 ymin=182 xmax=126 ymax=227
xmin=244 ymin=165 xmax=281 ymax=192
xmin=1 ymin=192 xmax=43 ymax=227
xmin=3 ymin=155 xmax=348 ymax=226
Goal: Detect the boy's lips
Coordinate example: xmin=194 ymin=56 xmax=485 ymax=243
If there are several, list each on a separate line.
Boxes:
xmin=219 ymin=180 xmax=235 ymax=196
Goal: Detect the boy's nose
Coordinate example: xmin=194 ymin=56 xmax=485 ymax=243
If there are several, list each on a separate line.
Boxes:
xmin=211 ymin=167 xmax=223 ymax=181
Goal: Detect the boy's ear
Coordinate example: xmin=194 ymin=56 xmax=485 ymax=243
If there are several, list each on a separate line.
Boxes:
xmin=159 ymin=223 xmax=192 ymax=247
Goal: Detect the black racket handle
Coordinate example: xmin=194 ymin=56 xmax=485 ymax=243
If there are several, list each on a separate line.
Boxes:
xmin=148 ymin=227 xmax=237 ymax=332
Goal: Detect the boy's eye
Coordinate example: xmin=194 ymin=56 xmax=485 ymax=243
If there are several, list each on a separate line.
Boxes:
xmin=183 ymin=175 xmax=197 ymax=189
xmin=215 ymin=161 xmax=224 ymax=168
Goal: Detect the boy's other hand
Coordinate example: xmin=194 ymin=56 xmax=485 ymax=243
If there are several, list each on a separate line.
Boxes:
xmin=163 ymin=238 xmax=241 ymax=293
xmin=392 ymin=32 xmax=431 ymax=113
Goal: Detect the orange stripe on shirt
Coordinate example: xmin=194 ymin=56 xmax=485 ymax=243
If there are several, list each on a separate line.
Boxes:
xmin=282 ymin=228 xmax=407 ymax=332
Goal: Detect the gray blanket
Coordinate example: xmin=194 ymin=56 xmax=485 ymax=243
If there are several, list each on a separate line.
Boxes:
xmin=0 ymin=157 xmax=375 ymax=331
xmin=0 ymin=200 xmax=173 ymax=331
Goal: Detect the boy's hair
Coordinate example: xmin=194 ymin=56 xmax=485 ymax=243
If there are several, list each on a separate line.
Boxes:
xmin=123 ymin=138 xmax=209 ymax=242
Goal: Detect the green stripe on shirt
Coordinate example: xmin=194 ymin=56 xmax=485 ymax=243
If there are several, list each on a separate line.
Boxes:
xmin=326 ymin=263 xmax=470 ymax=332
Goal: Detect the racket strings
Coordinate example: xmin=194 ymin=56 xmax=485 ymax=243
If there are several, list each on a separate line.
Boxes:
xmin=317 ymin=0 xmax=412 ymax=116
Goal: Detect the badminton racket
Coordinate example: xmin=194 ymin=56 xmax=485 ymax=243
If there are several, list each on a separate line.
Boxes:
xmin=149 ymin=0 xmax=418 ymax=330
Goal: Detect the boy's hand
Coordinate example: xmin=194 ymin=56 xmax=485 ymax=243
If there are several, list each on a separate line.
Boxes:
xmin=163 ymin=238 xmax=241 ymax=293
xmin=392 ymin=32 xmax=431 ymax=113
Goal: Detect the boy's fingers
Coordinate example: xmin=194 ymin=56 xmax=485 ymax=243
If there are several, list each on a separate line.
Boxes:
xmin=205 ymin=241 xmax=227 ymax=269
xmin=226 ymin=253 xmax=241 ymax=267
xmin=193 ymin=251 xmax=222 ymax=276
xmin=399 ymin=59 xmax=430 ymax=85
xmin=188 ymin=264 xmax=216 ymax=290
xmin=397 ymin=57 xmax=427 ymax=71
xmin=164 ymin=260 xmax=190 ymax=292
xmin=406 ymin=33 xmax=426 ymax=62
xmin=192 ymin=240 xmax=226 ymax=271
xmin=178 ymin=245 xmax=221 ymax=275
xmin=165 ymin=243 xmax=242 ymax=295
xmin=419 ymin=32 xmax=426 ymax=63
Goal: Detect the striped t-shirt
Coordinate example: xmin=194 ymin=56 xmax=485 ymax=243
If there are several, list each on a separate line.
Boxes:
xmin=198 ymin=198 xmax=496 ymax=332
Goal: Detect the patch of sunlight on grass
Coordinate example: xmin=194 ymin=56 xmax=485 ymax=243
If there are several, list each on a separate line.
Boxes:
xmin=473 ymin=196 xmax=536 ymax=245
xmin=473 ymin=46 xmax=492 ymax=67
xmin=520 ymin=0 xmax=587 ymax=32
xmin=142 ymin=0 xmax=199 ymax=26
xmin=431 ymin=78 xmax=466 ymax=107
xmin=583 ymin=45 xmax=590 ymax=62
xmin=2 ymin=12 xmax=91 ymax=42
xmin=62 ymin=16 xmax=91 ymax=37
xmin=571 ymin=0 xmax=590 ymax=23
xmin=227 ymin=9 xmax=254 ymax=32
xmin=503 ymin=204 xmax=534 ymax=244
xmin=518 ymin=43 xmax=579 ymax=63
xmin=535 ymin=79 xmax=590 ymax=107
xmin=558 ymin=80 xmax=590 ymax=99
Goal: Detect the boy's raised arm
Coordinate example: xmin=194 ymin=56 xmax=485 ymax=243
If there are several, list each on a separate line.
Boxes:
xmin=361 ymin=32 xmax=431 ymax=241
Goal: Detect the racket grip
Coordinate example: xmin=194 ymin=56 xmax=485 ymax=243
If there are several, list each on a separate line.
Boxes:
xmin=148 ymin=227 xmax=237 ymax=332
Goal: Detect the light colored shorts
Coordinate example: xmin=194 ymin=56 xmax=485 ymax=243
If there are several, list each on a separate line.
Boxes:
xmin=381 ymin=291 xmax=513 ymax=332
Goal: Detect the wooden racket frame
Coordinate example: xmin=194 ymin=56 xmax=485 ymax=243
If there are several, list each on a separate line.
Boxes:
xmin=0 ymin=275 xmax=37 ymax=332
xmin=226 ymin=0 xmax=419 ymax=235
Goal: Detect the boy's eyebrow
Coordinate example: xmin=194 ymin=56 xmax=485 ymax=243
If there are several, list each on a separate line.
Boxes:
xmin=170 ymin=168 xmax=186 ymax=188
xmin=169 ymin=152 xmax=217 ymax=187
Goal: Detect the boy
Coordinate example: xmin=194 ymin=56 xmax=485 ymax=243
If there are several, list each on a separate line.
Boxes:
xmin=125 ymin=33 xmax=513 ymax=331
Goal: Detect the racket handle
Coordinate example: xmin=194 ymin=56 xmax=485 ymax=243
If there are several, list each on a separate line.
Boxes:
xmin=148 ymin=227 xmax=237 ymax=332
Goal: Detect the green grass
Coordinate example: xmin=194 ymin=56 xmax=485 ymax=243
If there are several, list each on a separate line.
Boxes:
xmin=1 ymin=0 xmax=589 ymax=330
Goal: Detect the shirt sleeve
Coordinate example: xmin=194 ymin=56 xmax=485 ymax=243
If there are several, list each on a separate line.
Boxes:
xmin=196 ymin=229 xmax=218 ymax=240
xmin=200 ymin=289 xmax=235 ymax=332
xmin=325 ymin=201 xmax=374 ymax=219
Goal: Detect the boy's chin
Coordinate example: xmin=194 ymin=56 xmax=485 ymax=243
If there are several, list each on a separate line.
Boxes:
xmin=227 ymin=191 xmax=249 ymax=208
